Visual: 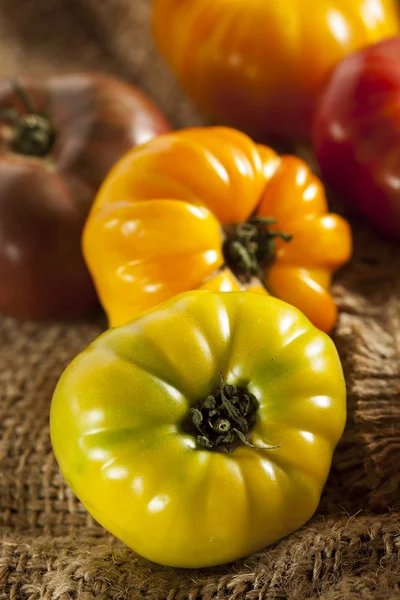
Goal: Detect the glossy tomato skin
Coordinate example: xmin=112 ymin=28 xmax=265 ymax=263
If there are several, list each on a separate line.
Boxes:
xmin=313 ymin=37 xmax=400 ymax=238
xmin=83 ymin=127 xmax=352 ymax=333
xmin=0 ymin=74 xmax=170 ymax=319
xmin=51 ymin=291 xmax=346 ymax=568
xmin=152 ymin=0 xmax=399 ymax=141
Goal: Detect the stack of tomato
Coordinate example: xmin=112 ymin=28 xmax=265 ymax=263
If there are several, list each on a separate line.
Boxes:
xmin=1 ymin=0 xmax=398 ymax=570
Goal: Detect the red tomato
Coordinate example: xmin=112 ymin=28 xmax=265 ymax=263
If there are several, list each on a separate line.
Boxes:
xmin=313 ymin=36 xmax=400 ymax=239
xmin=0 ymin=73 xmax=170 ymax=319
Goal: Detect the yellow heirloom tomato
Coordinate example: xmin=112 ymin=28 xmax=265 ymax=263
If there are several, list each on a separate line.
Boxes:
xmin=50 ymin=291 xmax=346 ymax=568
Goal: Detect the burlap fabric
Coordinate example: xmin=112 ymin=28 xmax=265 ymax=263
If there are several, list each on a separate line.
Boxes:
xmin=0 ymin=1 xmax=399 ymax=598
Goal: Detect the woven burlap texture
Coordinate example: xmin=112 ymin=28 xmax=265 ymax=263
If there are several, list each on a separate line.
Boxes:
xmin=0 ymin=1 xmax=400 ymax=598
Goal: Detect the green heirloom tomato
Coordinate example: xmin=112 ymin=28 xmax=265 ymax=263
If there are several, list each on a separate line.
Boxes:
xmin=50 ymin=291 xmax=346 ymax=568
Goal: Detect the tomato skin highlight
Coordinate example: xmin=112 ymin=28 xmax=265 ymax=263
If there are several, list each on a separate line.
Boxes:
xmin=51 ymin=291 xmax=347 ymax=568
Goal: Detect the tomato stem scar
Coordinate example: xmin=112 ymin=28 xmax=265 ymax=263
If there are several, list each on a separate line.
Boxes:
xmin=223 ymin=216 xmax=292 ymax=282
xmin=0 ymin=80 xmax=56 ymax=157
xmin=187 ymin=372 xmax=280 ymax=452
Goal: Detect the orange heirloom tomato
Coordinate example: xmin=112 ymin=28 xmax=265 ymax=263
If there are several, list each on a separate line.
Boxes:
xmin=83 ymin=127 xmax=352 ymax=332
xmin=152 ymin=0 xmax=399 ymax=140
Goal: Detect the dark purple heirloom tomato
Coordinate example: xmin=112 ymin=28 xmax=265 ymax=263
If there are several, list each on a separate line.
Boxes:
xmin=0 ymin=73 xmax=170 ymax=319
